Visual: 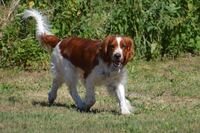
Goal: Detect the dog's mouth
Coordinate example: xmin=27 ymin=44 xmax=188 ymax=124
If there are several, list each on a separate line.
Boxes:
xmin=113 ymin=60 xmax=122 ymax=68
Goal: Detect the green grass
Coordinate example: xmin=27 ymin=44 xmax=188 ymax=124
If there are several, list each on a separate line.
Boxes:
xmin=0 ymin=56 xmax=200 ymax=133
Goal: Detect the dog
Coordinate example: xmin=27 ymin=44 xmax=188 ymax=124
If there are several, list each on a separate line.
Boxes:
xmin=23 ymin=9 xmax=134 ymax=114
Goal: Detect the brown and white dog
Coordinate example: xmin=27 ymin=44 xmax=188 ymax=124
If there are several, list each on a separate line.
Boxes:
xmin=23 ymin=9 xmax=134 ymax=114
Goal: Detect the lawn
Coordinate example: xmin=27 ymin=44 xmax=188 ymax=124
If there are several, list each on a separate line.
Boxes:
xmin=0 ymin=56 xmax=200 ymax=133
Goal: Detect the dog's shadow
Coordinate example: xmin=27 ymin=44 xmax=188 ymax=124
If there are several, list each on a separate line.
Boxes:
xmin=32 ymin=100 xmax=74 ymax=108
xmin=32 ymin=100 xmax=119 ymax=115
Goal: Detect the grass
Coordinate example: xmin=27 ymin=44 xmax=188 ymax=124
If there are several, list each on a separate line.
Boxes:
xmin=0 ymin=56 xmax=200 ymax=133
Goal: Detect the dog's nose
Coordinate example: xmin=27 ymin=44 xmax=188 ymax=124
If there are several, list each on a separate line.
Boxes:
xmin=114 ymin=53 xmax=121 ymax=60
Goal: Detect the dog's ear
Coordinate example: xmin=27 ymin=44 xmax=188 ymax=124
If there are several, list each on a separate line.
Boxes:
xmin=123 ymin=37 xmax=134 ymax=65
xmin=100 ymin=36 xmax=113 ymax=62
xmin=101 ymin=36 xmax=112 ymax=53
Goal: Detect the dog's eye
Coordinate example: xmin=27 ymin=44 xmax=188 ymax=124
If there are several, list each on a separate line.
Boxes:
xmin=110 ymin=44 xmax=115 ymax=49
xmin=122 ymin=44 xmax=126 ymax=49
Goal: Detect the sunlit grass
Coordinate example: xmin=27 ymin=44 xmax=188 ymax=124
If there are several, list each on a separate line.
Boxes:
xmin=0 ymin=56 xmax=200 ymax=132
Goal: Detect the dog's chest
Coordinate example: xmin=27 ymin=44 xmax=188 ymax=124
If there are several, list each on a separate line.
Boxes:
xmin=87 ymin=64 xmax=123 ymax=86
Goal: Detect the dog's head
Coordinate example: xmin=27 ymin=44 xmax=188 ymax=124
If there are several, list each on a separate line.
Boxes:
xmin=100 ymin=36 xmax=134 ymax=69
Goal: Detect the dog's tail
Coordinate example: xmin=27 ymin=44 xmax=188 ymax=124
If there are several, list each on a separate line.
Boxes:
xmin=23 ymin=9 xmax=60 ymax=50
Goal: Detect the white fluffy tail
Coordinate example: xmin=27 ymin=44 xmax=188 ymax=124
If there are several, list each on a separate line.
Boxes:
xmin=23 ymin=9 xmax=52 ymax=38
xmin=23 ymin=9 xmax=60 ymax=49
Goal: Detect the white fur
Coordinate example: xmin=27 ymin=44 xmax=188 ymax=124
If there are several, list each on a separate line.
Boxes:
xmin=114 ymin=37 xmax=123 ymax=60
xmin=23 ymin=9 xmax=52 ymax=40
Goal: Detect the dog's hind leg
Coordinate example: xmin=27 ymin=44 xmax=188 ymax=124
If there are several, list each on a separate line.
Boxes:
xmin=83 ymin=80 xmax=96 ymax=111
xmin=68 ymin=82 xmax=85 ymax=110
xmin=48 ymin=77 xmax=63 ymax=105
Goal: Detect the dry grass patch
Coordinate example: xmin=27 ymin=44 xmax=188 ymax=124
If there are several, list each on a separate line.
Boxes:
xmin=0 ymin=56 xmax=200 ymax=132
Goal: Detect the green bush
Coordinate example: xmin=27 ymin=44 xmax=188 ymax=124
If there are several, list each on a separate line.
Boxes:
xmin=1 ymin=0 xmax=200 ymax=68
xmin=106 ymin=0 xmax=200 ymax=59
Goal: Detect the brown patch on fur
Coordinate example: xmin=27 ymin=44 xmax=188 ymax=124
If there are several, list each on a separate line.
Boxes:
xmin=40 ymin=35 xmax=60 ymax=48
xmin=121 ymin=37 xmax=134 ymax=65
xmin=100 ymin=36 xmax=117 ymax=65
xmin=59 ymin=37 xmax=101 ymax=78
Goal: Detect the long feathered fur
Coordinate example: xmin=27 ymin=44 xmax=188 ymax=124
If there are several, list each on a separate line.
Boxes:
xmin=23 ymin=9 xmax=60 ymax=49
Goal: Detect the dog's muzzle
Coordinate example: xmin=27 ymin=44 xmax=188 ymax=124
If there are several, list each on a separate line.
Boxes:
xmin=113 ymin=53 xmax=123 ymax=68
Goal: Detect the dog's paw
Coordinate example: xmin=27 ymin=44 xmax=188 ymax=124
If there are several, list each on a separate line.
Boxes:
xmin=77 ymin=103 xmax=91 ymax=112
xmin=121 ymin=107 xmax=132 ymax=115
xmin=125 ymin=99 xmax=134 ymax=112
xmin=48 ymin=92 xmax=56 ymax=106
xmin=120 ymin=99 xmax=134 ymax=115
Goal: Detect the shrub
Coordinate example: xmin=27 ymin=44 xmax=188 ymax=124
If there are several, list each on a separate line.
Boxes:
xmin=0 ymin=0 xmax=200 ymax=68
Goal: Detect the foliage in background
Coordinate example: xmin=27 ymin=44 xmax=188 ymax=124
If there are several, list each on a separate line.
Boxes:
xmin=0 ymin=0 xmax=200 ymax=68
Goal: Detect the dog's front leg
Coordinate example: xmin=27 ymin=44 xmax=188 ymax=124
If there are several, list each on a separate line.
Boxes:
xmin=115 ymin=83 xmax=133 ymax=115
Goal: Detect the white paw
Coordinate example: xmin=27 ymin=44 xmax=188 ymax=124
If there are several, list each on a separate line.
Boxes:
xmin=125 ymin=99 xmax=134 ymax=112
xmin=120 ymin=100 xmax=134 ymax=115
xmin=121 ymin=107 xmax=131 ymax=115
